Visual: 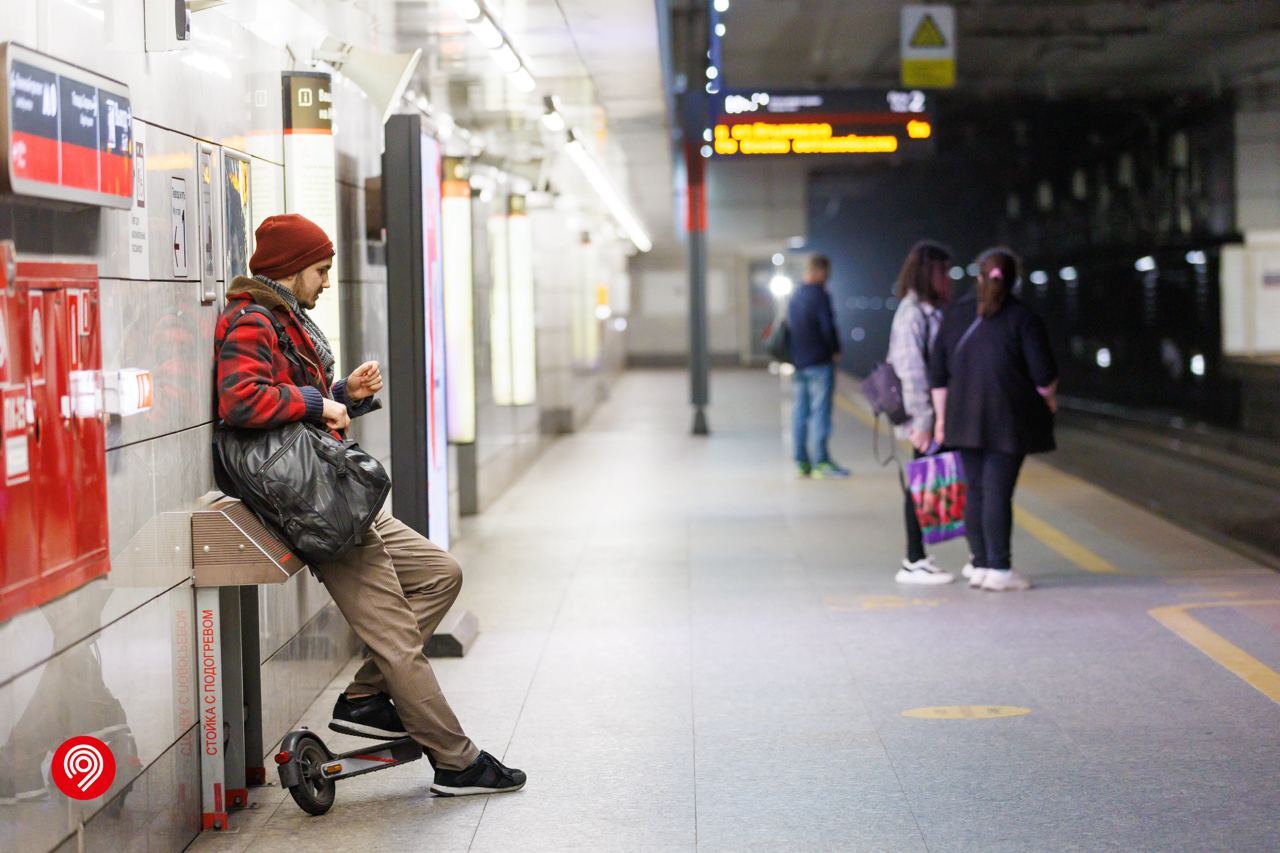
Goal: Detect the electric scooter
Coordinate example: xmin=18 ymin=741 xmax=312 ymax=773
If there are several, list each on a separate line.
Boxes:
xmin=275 ymin=728 xmax=423 ymax=815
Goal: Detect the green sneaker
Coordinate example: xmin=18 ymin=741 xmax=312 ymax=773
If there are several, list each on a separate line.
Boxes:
xmin=811 ymin=461 xmax=850 ymax=480
xmin=795 ymin=462 xmax=812 ymax=478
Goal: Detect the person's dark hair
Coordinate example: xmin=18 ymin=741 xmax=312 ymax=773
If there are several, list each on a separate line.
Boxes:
xmin=808 ymin=254 xmax=831 ymax=276
xmin=975 ymin=247 xmax=1020 ymax=318
xmin=894 ymin=240 xmax=952 ymax=304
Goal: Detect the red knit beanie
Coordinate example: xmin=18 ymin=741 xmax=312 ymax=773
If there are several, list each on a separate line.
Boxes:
xmin=249 ymin=214 xmax=335 ymax=281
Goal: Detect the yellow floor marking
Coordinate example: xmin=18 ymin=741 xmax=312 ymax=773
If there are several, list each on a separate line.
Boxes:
xmin=835 ymin=390 xmax=1121 ymax=575
xmin=1013 ymin=506 xmax=1120 ymax=574
xmin=1149 ymin=600 xmax=1280 ymax=706
xmin=902 ymin=706 xmax=1031 ymax=720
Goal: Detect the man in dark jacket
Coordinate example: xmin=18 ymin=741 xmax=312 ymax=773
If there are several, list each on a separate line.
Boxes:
xmin=214 ymin=213 xmax=525 ymax=797
xmin=786 ymin=254 xmax=849 ymax=478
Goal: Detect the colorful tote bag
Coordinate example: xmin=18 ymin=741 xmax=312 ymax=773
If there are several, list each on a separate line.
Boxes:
xmin=906 ymin=451 xmax=967 ymax=544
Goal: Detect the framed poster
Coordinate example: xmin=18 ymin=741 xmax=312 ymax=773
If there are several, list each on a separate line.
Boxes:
xmin=222 ymin=149 xmax=252 ymax=283
xmin=196 ymin=142 xmax=216 ymax=302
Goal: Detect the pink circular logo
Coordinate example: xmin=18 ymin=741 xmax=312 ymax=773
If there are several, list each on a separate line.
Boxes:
xmin=51 ymin=736 xmax=116 ymax=800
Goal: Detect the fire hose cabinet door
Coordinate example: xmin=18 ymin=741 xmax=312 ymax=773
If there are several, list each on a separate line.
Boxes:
xmin=0 ymin=273 xmax=39 ymax=617
xmin=0 ymin=262 xmax=109 ymax=623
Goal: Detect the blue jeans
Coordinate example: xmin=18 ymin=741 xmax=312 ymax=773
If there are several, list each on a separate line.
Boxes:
xmin=792 ymin=363 xmax=834 ymax=465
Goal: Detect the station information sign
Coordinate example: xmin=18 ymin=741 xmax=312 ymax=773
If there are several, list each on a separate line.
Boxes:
xmin=0 ymin=43 xmax=132 ymax=209
xmin=711 ymin=89 xmax=934 ymax=158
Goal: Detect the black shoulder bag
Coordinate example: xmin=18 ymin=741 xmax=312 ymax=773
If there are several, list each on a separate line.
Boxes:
xmin=212 ymin=305 xmax=390 ymax=565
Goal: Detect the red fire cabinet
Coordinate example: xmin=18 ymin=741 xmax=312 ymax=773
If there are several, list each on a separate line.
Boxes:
xmin=0 ymin=246 xmax=109 ymax=623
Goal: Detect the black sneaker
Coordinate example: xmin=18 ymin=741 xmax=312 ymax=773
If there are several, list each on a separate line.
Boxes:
xmin=430 ymin=751 xmax=526 ymax=797
xmin=329 ymin=693 xmax=408 ymax=740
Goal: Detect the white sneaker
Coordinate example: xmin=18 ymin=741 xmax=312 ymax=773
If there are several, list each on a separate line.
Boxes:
xmin=961 ymin=560 xmax=977 ymax=579
xmin=895 ymin=557 xmax=955 ymax=585
xmin=981 ymin=569 xmax=1032 ymax=591
xmin=967 ymin=568 xmax=989 ymax=588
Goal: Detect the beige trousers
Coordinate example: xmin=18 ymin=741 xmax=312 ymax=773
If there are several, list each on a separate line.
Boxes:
xmin=315 ymin=508 xmax=479 ymax=770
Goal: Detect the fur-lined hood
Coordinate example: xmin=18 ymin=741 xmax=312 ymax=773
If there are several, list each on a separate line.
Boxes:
xmin=226 ymin=275 xmax=291 ymax=311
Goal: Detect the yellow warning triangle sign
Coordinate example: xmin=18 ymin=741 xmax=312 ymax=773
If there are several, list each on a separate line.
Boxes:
xmin=910 ymin=14 xmax=947 ymax=48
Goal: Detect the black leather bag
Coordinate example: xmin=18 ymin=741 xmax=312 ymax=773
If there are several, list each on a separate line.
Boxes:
xmin=212 ymin=304 xmax=389 ymax=564
xmin=213 ymin=422 xmax=390 ymax=564
xmin=764 ymin=318 xmax=792 ymax=363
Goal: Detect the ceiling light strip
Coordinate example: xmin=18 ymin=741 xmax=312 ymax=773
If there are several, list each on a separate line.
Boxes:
xmin=447 ymin=0 xmax=537 ymax=92
xmin=564 ymin=133 xmax=652 ymax=253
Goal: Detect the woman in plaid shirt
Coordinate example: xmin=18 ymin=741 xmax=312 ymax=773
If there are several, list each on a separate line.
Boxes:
xmin=886 ymin=241 xmax=959 ymax=585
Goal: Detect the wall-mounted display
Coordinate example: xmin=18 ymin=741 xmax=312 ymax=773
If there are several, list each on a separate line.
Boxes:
xmin=711 ymin=88 xmax=934 ymax=158
xmin=0 ymin=42 xmax=132 ymax=209
xmin=441 ymin=157 xmax=475 ymax=444
xmin=420 ymin=136 xmax=450 ymax=548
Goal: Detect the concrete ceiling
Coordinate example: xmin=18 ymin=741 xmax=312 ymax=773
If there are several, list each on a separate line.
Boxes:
xmin=720 ymin=0 xmax=1280 ymax=96
xmin=391 ymin=0 xmax=672 ymax=249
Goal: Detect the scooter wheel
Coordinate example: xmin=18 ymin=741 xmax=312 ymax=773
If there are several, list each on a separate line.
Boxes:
xmin=287 ymin=734 xmax=336 ymax=816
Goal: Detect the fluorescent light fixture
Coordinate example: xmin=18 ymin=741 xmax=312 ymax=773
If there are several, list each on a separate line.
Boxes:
xmin=769 ymin=274 xmax=793 ymax=297
xmin=1096 ymin=348 xmax=1112 ymax=368
xmin=563 ymin=132 xmax=652 ymax=253
xmin=447 ymin=0 xmax=482 ymax=20
xmin=772 ymin=253 xmax=784 ymax=266
xmin=1030 ymin=270 xmax=1048 ymax=285
xmin=493 ymin=42 xmax=521 ymax=73
xmin=1185 ymin=250 xmax=1207 ymax=266
xmin=1060 ymin=266 xmax=1078 ymax=281
xmin=510 ymin=67 xmax=536 ymax=91
xmin=508 ymin=204 xmax=537 ymax=404
xmin=595 ymin=304 xmax=613 ymax=320
xmin=789 ymin=235 xmax=805 ymax=248
xmin=716 ymin=23 xmax=726 ymax=36
xmin=1135 ymin=255 xmax=1156 ymax=272
xmin=1190 ymin=354 xmax=1206 ymax=377
xmin=714 ymin=0 xmax=730 ymax=11
xmin=613 ymin=317 xmax=628 ymax=332
xmin=541 ymin=111 xmax=566 ymax=132
xmin=467 ymin=17 xmax=503 ymax=48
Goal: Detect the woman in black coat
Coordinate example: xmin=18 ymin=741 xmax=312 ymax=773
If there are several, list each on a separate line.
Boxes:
xmin=928 ymin=248 xmax=1058 ymax=592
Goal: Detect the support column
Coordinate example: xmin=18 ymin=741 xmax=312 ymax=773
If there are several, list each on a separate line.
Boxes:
xmin=686 ymin=141 xmax=710 ymax=436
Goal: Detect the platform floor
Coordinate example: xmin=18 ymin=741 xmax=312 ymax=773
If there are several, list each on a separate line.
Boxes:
xmin=193 ymin=369 xmax=1280 ymax=852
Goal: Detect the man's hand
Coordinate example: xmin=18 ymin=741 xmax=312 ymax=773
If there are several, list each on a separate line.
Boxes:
xmin=933 ymin=419 xmax=945 ymax=448
xmin=322 ymin=398 xmax=351 ymax=432
xmin=345 ymin=361 xmax=383 ymax=402
xmin=910 ymin=429 xmax=933 ymax=454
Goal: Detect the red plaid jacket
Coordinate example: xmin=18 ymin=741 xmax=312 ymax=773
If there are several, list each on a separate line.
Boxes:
xmin=214 ymin=276 xmax=335 ymax=432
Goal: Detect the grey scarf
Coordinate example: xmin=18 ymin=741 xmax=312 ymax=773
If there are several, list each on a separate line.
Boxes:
xmin=256 ymin=274 xmax=336 ymax=385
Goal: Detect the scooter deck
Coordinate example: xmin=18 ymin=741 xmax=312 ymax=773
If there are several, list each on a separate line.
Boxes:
xmin=316 ymin=736 xmax=423 ymax=783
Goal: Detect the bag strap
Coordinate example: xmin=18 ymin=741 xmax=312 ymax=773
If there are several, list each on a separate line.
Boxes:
xmin=226 ymin=304 xmax=306 ymax=369
xmin=954 ymin=316 xmax=983 ymax=356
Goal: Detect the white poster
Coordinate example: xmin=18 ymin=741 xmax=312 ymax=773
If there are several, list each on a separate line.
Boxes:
xmin=128 ymin=120 xmax=149 ymax=280
xmin=170 ymin=177 xmax=189 ymax=278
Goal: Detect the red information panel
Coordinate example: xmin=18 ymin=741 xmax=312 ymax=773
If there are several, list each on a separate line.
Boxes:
xmin=0 ymin=260 xmax=109 ymax=624
xmin=0 ymin=42 xmax=132 ymax=209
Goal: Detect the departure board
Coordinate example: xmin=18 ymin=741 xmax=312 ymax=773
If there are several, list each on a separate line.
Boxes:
xmin=0 ymin=42 xmax=132 ymax=209
xmin=710 ymin=89 xmax=934 ymax=158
